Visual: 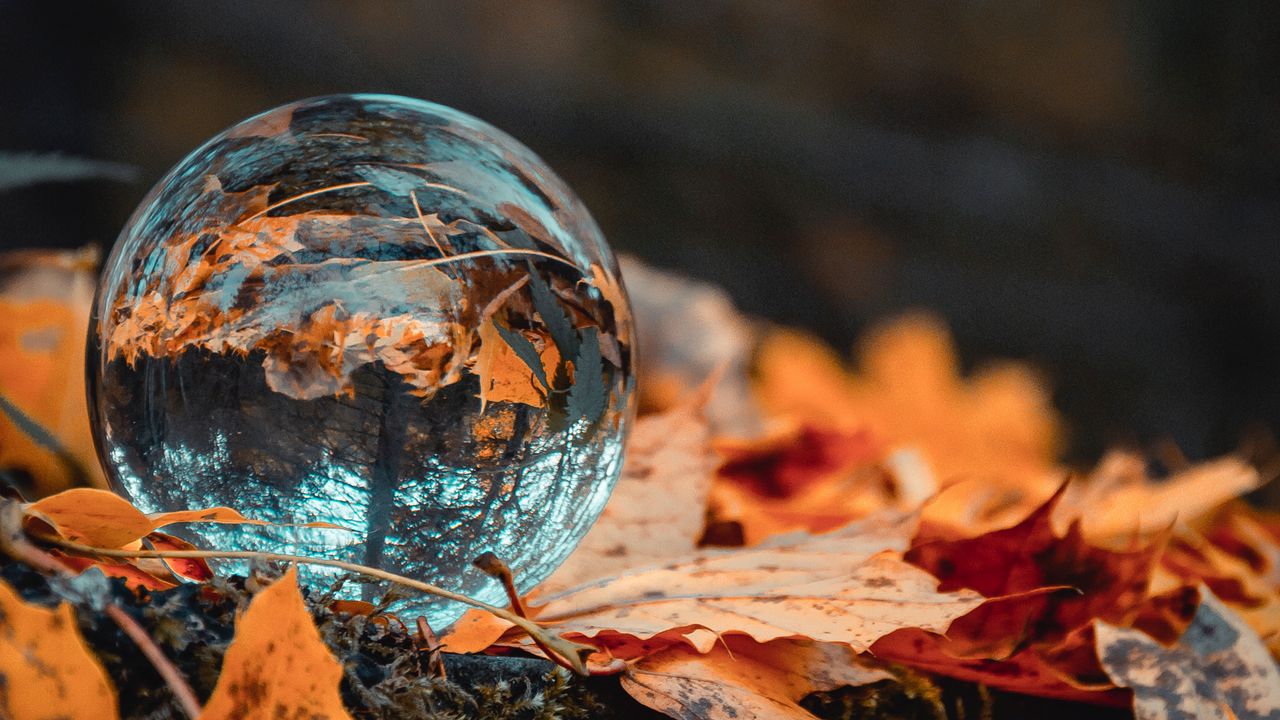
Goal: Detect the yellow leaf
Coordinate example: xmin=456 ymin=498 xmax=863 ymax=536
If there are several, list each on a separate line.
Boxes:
xmin=26 ymin=488 xmax=153 ymax=548
xmin=202 ymin=566 xmax=352 ymax=720
xmin=621 ymin=636 xmax=892 ymax=720
xmin=0 ymin=578 xmax=118 ymax=720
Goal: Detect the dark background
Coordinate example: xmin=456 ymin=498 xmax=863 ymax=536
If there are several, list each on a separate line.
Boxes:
xmin=3 ymin=1 xmax=1279 ymax=465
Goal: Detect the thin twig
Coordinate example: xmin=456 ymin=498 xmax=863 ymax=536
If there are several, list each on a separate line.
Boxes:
xmin=240 ymin=181 xmax=373 ymax=222
xmin=409 ymin=190 xmax=448 ymax=256
xmin=472 ymin=552 xmax=527 ymax=618
xmin=106 ymin=604 xmax=203 ymax=718
xmin=33 ymin=533 xmax=593 ymax=674
xmin=415 ymin=617 xmax=447 ymax=680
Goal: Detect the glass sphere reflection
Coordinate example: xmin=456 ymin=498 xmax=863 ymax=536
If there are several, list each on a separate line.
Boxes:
xmin=88 ymin=94 xmax=634 ymax=626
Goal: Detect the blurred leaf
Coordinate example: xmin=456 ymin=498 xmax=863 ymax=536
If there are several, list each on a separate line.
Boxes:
xmin=0 ymin=578 xmax=119 ymax=720
xmin=0 ymin=152 xmax=136 ymax=192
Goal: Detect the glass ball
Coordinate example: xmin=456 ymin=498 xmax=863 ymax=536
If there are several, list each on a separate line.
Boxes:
xmin=89 ymin=94 xmax=634 ymax=626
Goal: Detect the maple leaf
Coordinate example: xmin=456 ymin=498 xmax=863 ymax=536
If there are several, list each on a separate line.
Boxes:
xmin=909 ymin=486 xmax=1167 ymax=643
xmin=710 ymin=423 xmax=885 ymax=544
xmin=1096 ymin=588 xmax=1280 ymax=720
xmin=754 ymin=315 xmax=1061 ymax=491
xmin=621 ymin=636 xmax=893 ymax=720
xmin=523 ymin=512 xmax=983 ymax=651
xmin=202 ymin=566 xmax=353 ymax=720
xmin=0 ymin=578 xmax=119 ymax=720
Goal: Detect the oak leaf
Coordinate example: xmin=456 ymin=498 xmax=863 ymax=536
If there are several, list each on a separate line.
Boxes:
xmin=202 ymin=566 xmax=353 ymax=720
xmin=0 ymin=578 xmax=119 ymax=720
xmin=621 ymin=636 xmax=892 ymax=720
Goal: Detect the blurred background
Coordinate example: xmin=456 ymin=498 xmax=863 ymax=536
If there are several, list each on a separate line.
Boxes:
xmin=2 ymin=1 xmax=1278 ymax=465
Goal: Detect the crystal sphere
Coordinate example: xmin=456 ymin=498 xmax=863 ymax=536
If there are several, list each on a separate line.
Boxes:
xmin=88 ymin=94 xmax=634 ymax=626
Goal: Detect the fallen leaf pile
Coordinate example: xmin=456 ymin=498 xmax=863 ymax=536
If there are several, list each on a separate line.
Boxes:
xmin=1 ymin=255 xmax=1278 ymax=720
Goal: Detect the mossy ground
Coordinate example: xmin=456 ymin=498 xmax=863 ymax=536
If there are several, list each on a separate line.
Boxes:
xmin=0 ymin=558 xmax=1130 ymax=719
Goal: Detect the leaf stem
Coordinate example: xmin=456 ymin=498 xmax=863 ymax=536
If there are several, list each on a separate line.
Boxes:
xmin=106 ymin=604 xmax=203 ymax=718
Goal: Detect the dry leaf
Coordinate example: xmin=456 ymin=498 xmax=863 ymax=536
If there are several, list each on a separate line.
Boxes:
xmin=0 ymin=578 xmax=119 ymax=720
xmin=621 ymin=636 xmax=892 ymax=720
xmin=472 ymin=319 xmax=558 ymax=409
xmin=0 ymin=246 xmax=104 ymax=495
xmin=145 ymin=531 xmax=214 ymax=582
xmin=1097 ymin=589 xmax=1280 ymax=720
xmin=527 ymin=512 xmax=983 ymax=651
xmin=620 ymin=256 xmax=761 ymax=435
xmin=26 ymin=488 xmax=154 ymax=548
xmin=1062 ymin=453 xmax=1260 ymax=539
xmin=754 ymin=315 xmax=1060 ymax=488
xmin=710 ymin=423 xmax=884 ymax=544
xmin=202 ymin=566 xmax=353 ymax=720
xmin=537 ymin=390 xmax=717 ymax=594
xmin=439 ymin=608 xmax=515 ymax=654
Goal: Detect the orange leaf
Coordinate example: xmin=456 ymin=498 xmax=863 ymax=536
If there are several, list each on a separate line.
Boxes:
xmin=439 ymin=609 xmax=515 ymax=654
xmin=26 ymin=488 xmax=153 ymax=548
xmin=0 ymin=578 xmax=119 ymax=720
xmin=202 ymin=566 xmax=352 ymax=720
xmin=621 ymin=636 xmax=892 ymax=720
xmin=148 ymin=506 xmax=349 ymax=531
xmin=145 ymin=532 xmax=214 ymax=582
xmin=0 ymin=246 xmax=105 ymax=496
xmin=472 ymin=319 xmax=558 ymax=409
xmin=754 ymin=316 xmax=1060 ymax=488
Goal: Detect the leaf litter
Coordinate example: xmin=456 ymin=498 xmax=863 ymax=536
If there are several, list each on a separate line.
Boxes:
xmin=0 ymin=259 xmax=1278 ymax=719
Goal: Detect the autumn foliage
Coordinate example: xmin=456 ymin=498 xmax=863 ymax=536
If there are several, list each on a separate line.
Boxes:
xmin=2 ymin=251 xmax=1279 ymax=719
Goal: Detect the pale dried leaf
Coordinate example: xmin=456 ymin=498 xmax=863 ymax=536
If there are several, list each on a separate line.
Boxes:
xmin=1097 ymin=588 xmax=1280 ymax=720
xmin=621 ymin=636 xmax=892 ymax=720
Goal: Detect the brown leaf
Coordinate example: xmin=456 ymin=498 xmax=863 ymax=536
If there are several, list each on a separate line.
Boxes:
xmin=202 ymin=566 xmax=352 ymax=720
xmin=620 ymin=636 xmax=892 ymax=720
xmin=1096 ymin=588 xmax=1280 ymax=720
xmin=0 ymin=578 xmax=119 ymax=720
